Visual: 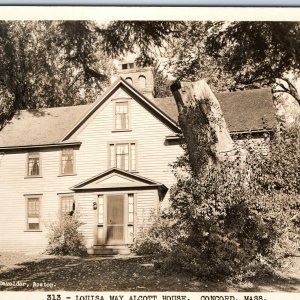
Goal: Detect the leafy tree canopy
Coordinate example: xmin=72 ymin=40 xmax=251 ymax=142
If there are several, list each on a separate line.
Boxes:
xmin=98 ymin=21 xmax=185 ymax=66
xmin=206 ymin=22 xmax=300 ymax=97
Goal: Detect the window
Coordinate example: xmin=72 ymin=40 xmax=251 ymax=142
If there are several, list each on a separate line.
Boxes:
xmin=61 ymin=148 xmax=74 ymax=175
xmin=128 ymin=193 xmax=134 ymax=243
xmin=61 ymin=195 xmax=75 ymax=216
xmin=138 ymin=75 xmax=146 ymax=89
xmin=114 ymin=101 xmax=129 ymax=130
xmin=26 ymin=196 xmax=41 ymax=230
xmin=122 ymin=63 xmax=135 ymax=70
xmin=109 ymin=143 xmax=136 ymax=171
xmin=27 ymin=152 xmax=40 ymax=176
xmin=128 ymin=194 xmax=134 ymax=223
xmin=125 ymin=77 xmax=133 ymax=85
xmin=98 ymin=194 xmax=104 ymax=224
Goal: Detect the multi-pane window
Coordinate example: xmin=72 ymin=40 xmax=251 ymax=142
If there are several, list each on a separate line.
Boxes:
xmin=61 ymin=195 xmax=75 ymax=216
xmin=27 ymin=197 xmax=40 ymax=230
xmin=109 ymin=143 xmax=136 ymax=172
xmin=61 ymin=148 xmax=74 ymax=175
xmin=28 ymin=152 xmax=40 ymax=176
xmin=128 ymin=194 xmax=134 ymax=223
xmin=115 ymin=101 xmax=129 ymax=130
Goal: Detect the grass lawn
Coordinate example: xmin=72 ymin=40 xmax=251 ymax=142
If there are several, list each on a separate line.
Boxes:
xmin=0 ymin=252 xmax=299 ymax=292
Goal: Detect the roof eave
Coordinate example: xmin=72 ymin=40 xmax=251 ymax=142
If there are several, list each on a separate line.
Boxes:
xmin=71 ymin=184 xmax=165 ymax=192
xmin=0 ymin=141 xmax=82 ymax=151
xmin=229 ymin=128 xmax=275 ymax=135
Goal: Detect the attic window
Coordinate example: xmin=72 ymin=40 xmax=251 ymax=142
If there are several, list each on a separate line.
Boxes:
xmin=114 ymin=101 xmax=129 ymax=130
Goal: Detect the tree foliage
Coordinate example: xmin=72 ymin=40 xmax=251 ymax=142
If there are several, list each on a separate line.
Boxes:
xmin=0 ymin=21 xmax=114 ymax=127
xmin=153 ymin=62 xmax=173 ymax=98
xmin=165 ymin=22 xmax=237 ymax=93
xmin=206 ymin=22 xmax=300 ymax=98
xmin=98 ymin=21 xmax=185 ymax=66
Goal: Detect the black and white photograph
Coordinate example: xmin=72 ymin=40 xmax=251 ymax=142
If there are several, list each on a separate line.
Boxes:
xmin=0 ymin=6 xmax=299 ymax=296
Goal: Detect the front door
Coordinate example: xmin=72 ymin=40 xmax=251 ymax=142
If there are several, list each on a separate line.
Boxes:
xmin=106 ymin=194 xmax=125 ymax=244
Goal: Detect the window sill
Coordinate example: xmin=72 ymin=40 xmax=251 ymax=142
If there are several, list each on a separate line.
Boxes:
xmin=24 ymin=230 xmax=42 ymax=232
xmin=111 ymin=129 xmax=132 ymax=133
xmin=111 ymin=169 xmax=138 ymax=173
xmin=58 ymin=173 xmax=77 ymax=177
xmin=24 ymin=176 xmax=43 ymax=179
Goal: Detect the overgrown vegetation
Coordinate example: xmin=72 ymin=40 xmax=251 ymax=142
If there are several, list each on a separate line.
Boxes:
xmin=46 ymin=214 xmax=86 ymax=256
xmin=134 ymin=127 xmax=300 ymax=280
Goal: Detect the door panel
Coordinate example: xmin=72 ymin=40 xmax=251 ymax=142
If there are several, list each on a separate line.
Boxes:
xmin=106 ymin=195 xmax=124 ymax=244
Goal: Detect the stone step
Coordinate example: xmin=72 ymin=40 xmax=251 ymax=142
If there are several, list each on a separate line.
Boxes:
xmin=87 ymin=245 xmax=131 ymax=255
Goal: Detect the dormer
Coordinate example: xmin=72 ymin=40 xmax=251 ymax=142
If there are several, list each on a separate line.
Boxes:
xmin=118 ymin=61 xmax=154 ymax=99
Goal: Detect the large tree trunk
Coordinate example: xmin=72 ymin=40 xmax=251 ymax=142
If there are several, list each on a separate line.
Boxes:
xmin=272 ymin=76 xmax=300 ymax=128
xmin=171 ymin=80 xmax=244 ymax=175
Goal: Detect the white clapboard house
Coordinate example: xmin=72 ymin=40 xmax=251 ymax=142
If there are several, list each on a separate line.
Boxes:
xmin=0 ymin=63 xmax=276 ymax=254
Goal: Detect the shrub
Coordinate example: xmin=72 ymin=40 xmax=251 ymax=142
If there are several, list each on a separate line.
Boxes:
xmin=137 ymin=126 xmax=300 ymax=280
xmin=46 ymin=214 xmax=86 ymax=256
xmin=132 ymin=213 xmax=174 ymax=255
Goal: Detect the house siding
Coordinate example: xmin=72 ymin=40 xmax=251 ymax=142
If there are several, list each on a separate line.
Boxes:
xmin=136 ymin=189 xmax=158 ymax=228
xmin=76 ymin=193 xmax=96 ymax=249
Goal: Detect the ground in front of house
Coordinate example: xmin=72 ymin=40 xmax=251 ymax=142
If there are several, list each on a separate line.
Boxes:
xmin=0 ymin=252 xmax=299 ymax=292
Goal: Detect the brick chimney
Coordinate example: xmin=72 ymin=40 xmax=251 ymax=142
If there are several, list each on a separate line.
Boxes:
xmin=118 ymin=61 xmax=154 ymax=99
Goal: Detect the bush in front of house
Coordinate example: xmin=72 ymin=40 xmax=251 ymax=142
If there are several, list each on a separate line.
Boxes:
xmin=134 ymin=126 xmax=299 ymax=280
xmin=132 ymin=213 xmax=174 ymax=255
xmin=46 ymin=214 xmax=86 ymax=256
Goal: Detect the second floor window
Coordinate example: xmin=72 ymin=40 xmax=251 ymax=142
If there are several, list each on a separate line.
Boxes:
xmin=61 ymin=148 xmax=74 ymax=175
xmin=115 ymin=101 xmax=129 ymax=130
xmin=109 ymin=143 xmax=136 ymax=172
xmin=28 ymin=152 xmax=40 ymax=176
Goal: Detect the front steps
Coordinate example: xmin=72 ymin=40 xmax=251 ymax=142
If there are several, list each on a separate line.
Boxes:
xmin=87 ymin=245 xmax=131 ymax=255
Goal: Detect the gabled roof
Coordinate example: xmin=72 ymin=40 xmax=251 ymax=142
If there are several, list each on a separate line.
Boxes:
xmin=153 ymin=88 xmax=276 ymax=133
xmin=71 ymin=167 xmax=168 ymax=196
xmin=0 ymin=82 xmax=276 ymax=149
xmin=61 ymin=77 xmax=180 ymax=141
xmin=0 ymin=105 xmax=90 ymax=149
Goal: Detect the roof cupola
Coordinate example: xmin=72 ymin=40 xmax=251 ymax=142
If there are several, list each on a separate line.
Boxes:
xmin=118 ymin=61 xmax=154 ymax=99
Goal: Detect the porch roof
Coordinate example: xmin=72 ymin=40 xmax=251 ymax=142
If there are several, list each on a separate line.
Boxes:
xmin=71 ymin=168 xmax=168 ymax=196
